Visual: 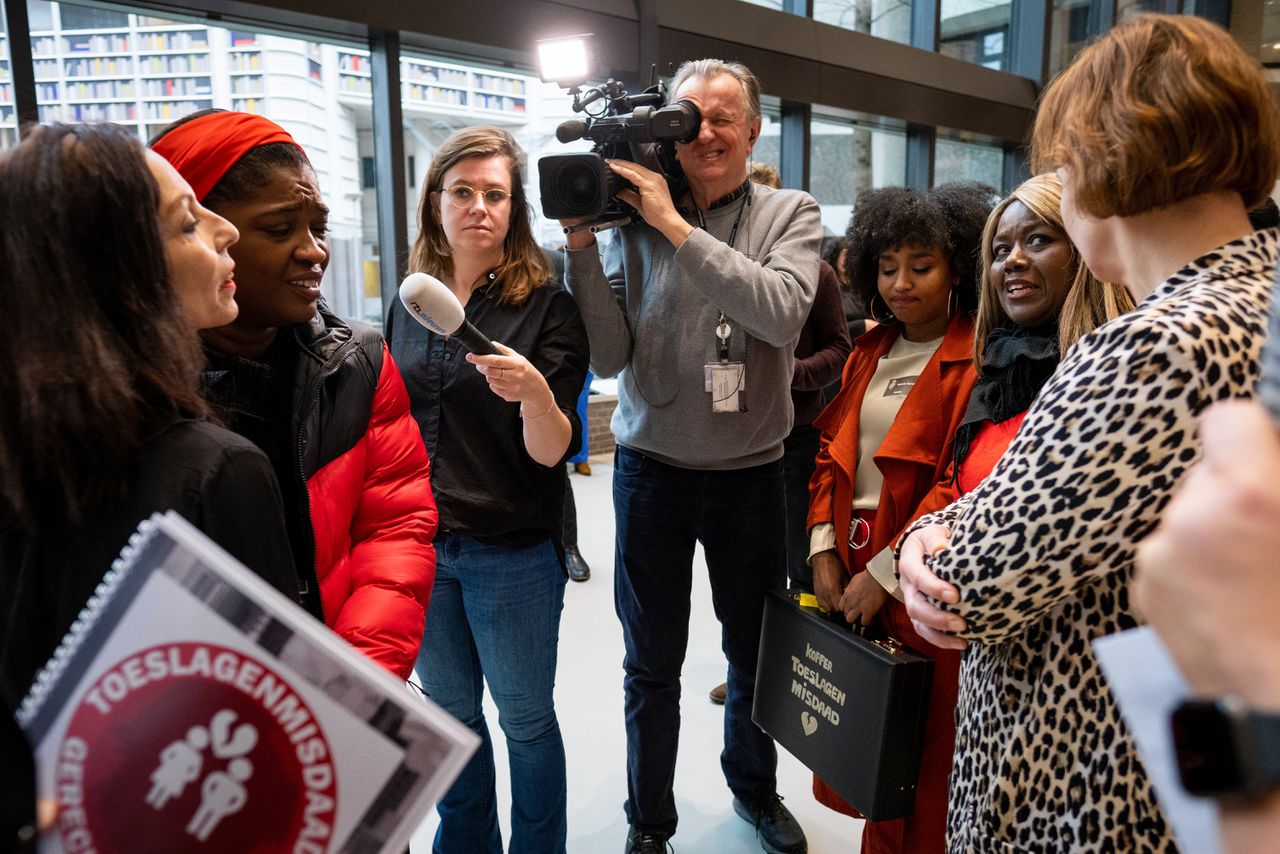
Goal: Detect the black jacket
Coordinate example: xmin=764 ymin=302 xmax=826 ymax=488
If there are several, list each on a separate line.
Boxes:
xmin=203 ymin=304 xmax=384 ymax=621
xmin=0 ymin=420 xmax=298 ymax=699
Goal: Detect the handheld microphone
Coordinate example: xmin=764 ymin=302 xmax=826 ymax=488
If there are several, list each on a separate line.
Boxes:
xmin=398 ymin=272 xmax=501 ymax=356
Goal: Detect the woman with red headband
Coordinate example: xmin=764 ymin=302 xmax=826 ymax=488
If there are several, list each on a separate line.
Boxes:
xmin=152 ymin=110 xmax=438 ymax=679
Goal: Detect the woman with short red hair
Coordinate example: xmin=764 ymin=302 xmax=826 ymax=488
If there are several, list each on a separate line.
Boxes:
xmin=896 ymin=14 xmax=1280 ymax=851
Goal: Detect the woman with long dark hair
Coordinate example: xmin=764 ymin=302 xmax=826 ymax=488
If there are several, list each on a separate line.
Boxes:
xmin=0 ymin=126 xmax=300 ymax=840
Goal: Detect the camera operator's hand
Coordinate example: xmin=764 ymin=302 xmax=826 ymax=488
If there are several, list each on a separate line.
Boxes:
xmin=560 ymin=217 xmax=596 ymax=251
xmin=608 ymin=159 xmax=694 ymax=249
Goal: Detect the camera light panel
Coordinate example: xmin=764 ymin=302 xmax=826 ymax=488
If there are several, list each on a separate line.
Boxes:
xmin=536 ymin=35 xmax=593 ymax=87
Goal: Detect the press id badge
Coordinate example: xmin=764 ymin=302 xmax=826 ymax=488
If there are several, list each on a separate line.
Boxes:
xmin=705 ymin=361 xmax=747 ymax=412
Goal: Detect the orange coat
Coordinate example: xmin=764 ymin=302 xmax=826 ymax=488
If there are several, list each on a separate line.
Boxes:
xmin=806 ymin=313 xmax=977 ymax=854
xmin=808 ymin=313 xmax=978 ymax=570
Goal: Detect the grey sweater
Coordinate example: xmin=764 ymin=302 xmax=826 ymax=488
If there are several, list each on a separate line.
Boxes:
xmin=565 ymin=184 xmax=821 ymax=469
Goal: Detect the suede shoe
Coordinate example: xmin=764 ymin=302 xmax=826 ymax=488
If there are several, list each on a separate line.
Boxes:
xmin=733 ymin=794 xmax=807 ymax=854
xmin=709 ymin=681 xmax=727 ymax=705
xmin=625 ymin=826 xmax=672 ymax=853
xmin=575 ymin=461 xmax=593 ymax=476
xmin=564 ymin=545 xmax=591 ymax=582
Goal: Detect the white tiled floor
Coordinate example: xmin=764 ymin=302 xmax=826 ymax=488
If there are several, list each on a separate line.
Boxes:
xmin=411 ymin=457 xmax=862 ymax=853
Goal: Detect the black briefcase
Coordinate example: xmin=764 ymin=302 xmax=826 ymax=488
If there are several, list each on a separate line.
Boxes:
xmin=752 ymin=589 xmax=933 ymax=821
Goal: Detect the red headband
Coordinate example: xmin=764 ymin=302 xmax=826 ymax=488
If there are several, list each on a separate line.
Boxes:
xmin=151 ymin=111 xmax=303 ymax=202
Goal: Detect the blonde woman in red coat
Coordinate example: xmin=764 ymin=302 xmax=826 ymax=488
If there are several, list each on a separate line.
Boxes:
xmin=807 ymin=182 xmax=994 ymax=853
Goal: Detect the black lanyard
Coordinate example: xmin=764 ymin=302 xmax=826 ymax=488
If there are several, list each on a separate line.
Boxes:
xmin=694 ymin=181 xmax=752 ymax=363
xmin=695 ymin=180 xmax=752 ymax=252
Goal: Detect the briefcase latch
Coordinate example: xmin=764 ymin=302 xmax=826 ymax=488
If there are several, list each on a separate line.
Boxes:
xmin=871 ymin=637 xmax=905 ymax=655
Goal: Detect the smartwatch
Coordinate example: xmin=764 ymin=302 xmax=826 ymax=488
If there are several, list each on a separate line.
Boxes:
xmin=1172 ymin=696 xmax=1280 ymax=800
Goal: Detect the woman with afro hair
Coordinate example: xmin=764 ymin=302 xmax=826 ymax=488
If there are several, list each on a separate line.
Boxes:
xmin=806 ymin=180 xmax=997 ymax=853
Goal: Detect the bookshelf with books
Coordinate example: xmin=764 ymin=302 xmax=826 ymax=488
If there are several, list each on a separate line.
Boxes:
xmin=22 ymin=9 xmax=214 ymax=139
xmin=0 ymin=34 xmax=12 ymax=147
xmin=226 ymin=30 xmax=264 ymax=114
xmin=336 ymin=50 xmax=530 ymax=122
xmin=336 ymin=48 xmax=372 ymax=97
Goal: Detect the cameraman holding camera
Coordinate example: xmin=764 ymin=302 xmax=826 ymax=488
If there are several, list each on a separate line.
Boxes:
xmin=563 ymin=59 xmax=820 ymax=854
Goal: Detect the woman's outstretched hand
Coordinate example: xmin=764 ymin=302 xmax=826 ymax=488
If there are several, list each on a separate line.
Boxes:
xmin=467 ymin=342 xmax=555 ymax=414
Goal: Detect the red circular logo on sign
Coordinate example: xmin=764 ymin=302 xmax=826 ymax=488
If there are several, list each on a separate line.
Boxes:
xmin=55 ymin=642 xmax=338 ymax=853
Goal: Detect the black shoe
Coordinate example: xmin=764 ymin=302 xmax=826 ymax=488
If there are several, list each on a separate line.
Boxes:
xmin=733 ymin=794 xmax=807 ymax=854
xmin=565 ymin=545 xmax=591 ymax=582
xmin=625 ymin=825 xmax=672 ymax=853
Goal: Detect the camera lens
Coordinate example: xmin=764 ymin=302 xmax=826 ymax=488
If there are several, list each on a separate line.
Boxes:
xmin=556 ymin=166 xmax=599 ymax=208
xmin=538 ymin=153 xmax=611 ymax=219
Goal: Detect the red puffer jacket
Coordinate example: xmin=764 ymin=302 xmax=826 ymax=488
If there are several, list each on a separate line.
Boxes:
xmin=206 ymin=306 xmax=437 ymax=679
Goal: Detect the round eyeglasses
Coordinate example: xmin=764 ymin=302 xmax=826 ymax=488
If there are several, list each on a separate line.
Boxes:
xmin=437 ymin=185 xmax=512 ymax=208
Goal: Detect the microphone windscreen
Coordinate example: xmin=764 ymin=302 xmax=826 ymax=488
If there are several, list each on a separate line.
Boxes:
xmin=399 ymin=272 xmax=464 ymax=336
xmin=556 ymin=120 xmax=588 ymax=144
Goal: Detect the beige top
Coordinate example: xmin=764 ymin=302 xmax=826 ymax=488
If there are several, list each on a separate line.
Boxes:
xmin=851 ymin=333 xmax=942 ymax=510
xmin=809 ymin=332 xmax=942 ymax=598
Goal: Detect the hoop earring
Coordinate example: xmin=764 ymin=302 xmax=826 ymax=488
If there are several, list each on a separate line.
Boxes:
xmin=948 ymin=288 xmax=958 ymax=317
xmin=869 ymin=293 xmax=896 ymax=324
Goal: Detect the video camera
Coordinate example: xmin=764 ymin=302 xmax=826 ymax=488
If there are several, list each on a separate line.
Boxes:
xmin=538 ymin=78 xmax=701 ymax=224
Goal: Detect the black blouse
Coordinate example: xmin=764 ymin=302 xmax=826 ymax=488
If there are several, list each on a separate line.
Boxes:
xmin=386 ymin=277 xmax=589 ymax=549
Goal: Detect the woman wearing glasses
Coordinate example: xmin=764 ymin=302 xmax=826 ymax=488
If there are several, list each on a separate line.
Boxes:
xmin=384 ymin=126 xmax=589 ymax=854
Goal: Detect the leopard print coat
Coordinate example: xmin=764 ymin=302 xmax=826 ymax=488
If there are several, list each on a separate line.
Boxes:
xmin=906 ymin=230 xmax=1279 ymax=852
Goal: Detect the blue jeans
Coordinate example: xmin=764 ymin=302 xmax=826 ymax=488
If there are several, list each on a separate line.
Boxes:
xmin=613 ymin=446 xmax=785 ymax=837
xmin=415 ymin=534 xmax=568 ymax=854
xmin=569 ymin=370 xmax=593 ymax=464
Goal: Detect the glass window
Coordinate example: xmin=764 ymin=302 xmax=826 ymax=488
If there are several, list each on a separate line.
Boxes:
xmin=26 ymin=0 xmax=53 ymax=30
xmin=810 ymin=110 xmax=907 ymax=236
xmin=940 ymin=0 xmax=1012 ymax=70
xmin=1048 ymin=0 xmax=1093 ymax=77
xmin=1264 ymin=0 xmax=1280 ymax=66
xmin=751 ymin=95 xmax=782 ymax=175
xmin=25 ymin=1 xmax=383 ymax=324
xmin=740 ymin=0 xmax=785 ymax=8
xmin=814 ymin=0 xmax=912 ymax=46
xmin=394 ymin=64 xmax=775 ymax=252
xmin=0 ymin=3 xmax=15 ymax=151
xmin=1115 ymin=0 xmax=1164 ymax=20
xmin=934 ymin=129 xmax=1003 ymax=188
xmin=59 ymin=4 xmax=128 ymax=29
xmin=397 ymin=50 xmax=583 ymax=251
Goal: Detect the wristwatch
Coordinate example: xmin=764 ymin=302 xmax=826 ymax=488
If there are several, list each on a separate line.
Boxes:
xmin=1172 ymin=696 xmax=1280 ymax=800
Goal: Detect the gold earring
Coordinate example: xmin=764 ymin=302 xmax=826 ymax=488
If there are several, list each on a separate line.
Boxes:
xmin=870 ymin=293 xmax=896 ymax=324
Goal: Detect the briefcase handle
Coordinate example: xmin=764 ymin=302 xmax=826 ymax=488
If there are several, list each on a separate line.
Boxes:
xmin=792 ymin=591 xmax=909 ymax=655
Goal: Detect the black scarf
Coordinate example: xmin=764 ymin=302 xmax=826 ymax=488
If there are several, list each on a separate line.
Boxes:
xmin=951 ymin=323 xmax=1060 ymax=472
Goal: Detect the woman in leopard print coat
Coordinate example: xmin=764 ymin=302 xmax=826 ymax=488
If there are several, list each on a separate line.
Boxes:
xmin=895 ymin=14 xmax=1280 ymax=852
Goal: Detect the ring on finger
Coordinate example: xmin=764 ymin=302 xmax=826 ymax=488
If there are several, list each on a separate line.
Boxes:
xmin=496 ymin=368 xmax=505 ymax=381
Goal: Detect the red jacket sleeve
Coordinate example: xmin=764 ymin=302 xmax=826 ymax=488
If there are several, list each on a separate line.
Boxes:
xmin=330 ymin=347 xmax=438 ymax=679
